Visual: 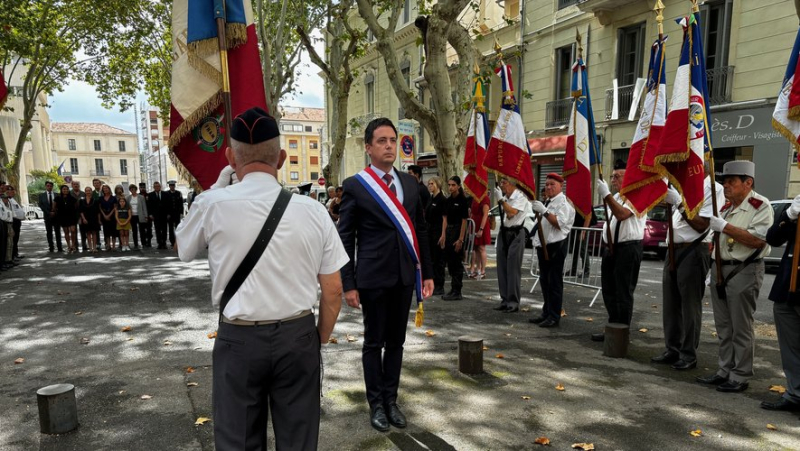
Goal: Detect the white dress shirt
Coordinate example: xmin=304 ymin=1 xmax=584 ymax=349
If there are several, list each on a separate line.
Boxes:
xmin=0 ymin=200 xmax=12 ymax=222
xmin=672 ymin=177 xmax=725 ymax=243
xmin=176 ymin=172 xmax=349 ymax=321
xmin=369 ymin=165 xmax=404 ymax=204
xmin=533 ymin=192 xmax=574 ymax=246
xmin=501 ymin=188 xmax=529 ymax=228
xmin=602 ymin=194 xmax=645 ymax=243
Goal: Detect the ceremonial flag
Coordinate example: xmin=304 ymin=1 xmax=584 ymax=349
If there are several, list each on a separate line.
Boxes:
xmin=483 ymin=62 xmax=536 ymax=198
xmin=0 ymin=70 xmax=7 ymax=111
xmin=463 ymin=75 xmax=490 ymax=202
xmin=562 ymin=57 xmax=600 ymax=220
xmin=772 ymin=26 xmax=800 ymax=166
xmin=169 ymin=0 xmax=267 ymax=189
xmin=57 ymin=160 xmax=66 ymax=176
xmin=619 ymin=37 xmax=668 ymax=215
xmin=644 ymin=13 xmax=710 ymax=219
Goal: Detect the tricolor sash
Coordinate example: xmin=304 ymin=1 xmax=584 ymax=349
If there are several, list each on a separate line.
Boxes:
xmin=355 ymin=167 xmax=423 ymax=302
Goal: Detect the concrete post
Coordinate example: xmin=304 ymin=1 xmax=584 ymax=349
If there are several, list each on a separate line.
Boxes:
xmin=37 ymin=384 xmax=79 ymax=434
xmin=603 ymin=323 xmax=630 ymax=358
xmin=458 ymin=336 xmax=484 ymax=375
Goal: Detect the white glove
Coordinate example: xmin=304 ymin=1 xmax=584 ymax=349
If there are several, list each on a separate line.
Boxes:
xmin=494 ymin=187 xmax=506 ymax=203
xmin=665 ymin=187 xmax=681 ymax=206
xmin=788 ymin=194 xmax=800 ymax=220
xmin=709 ymin=215 xmax=728 ymax=233
xmin=211 ymin=165 xmax=239 ymax=189
xmin=595 ymin=179 xmax=610 ymax=199
xmin=531 ymin=200 xmax=547 ymax=214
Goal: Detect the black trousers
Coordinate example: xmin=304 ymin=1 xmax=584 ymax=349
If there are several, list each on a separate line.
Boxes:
xmin=428 ymin=228 xmax=445 ymax=290
xmin=536 ymin=239 xmax=568 ymax=322
xmin=168 ymin=217 xmax=180 ymax=246
xmin=78 ymin=220 xmax=87 ymax=251
xmin=154 ymin=217 xmax=167 ymax=247
xmin=44 ymin=217 xmax=62 ymax=251
xmin=569 ymin=229 xmax=589 ymax=275
xmin=360 ymin=283 xmax=413 ymax=409
xmin=140 ymin=220 xmax=152 ymax=246
xmin=0 ymin=220 xmax=7 ymax=265
xmin=12 ymin=218 xmax=20 ymax=258
xmin=600 ymin=241 xmax=643 ymax=325
xmin=213 ymin=315 xmax=320 ymax=451
xmin=130 ymin=216 xmax=139 ymax=247
xmin=444 ymin=225 xmax=464 ymax=293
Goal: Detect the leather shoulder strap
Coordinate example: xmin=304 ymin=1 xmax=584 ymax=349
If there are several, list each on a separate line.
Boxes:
xmin=219 ymin=189 xmax=292 ymax=319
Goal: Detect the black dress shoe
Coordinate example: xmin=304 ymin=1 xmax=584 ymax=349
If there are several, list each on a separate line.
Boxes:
xmin=442 ymin=292 xmax=463 ymax=301
xmin=590 ymin=333 xmax=605 ymax=342
xmin=528 ymin=316 xmax=546 ymax=324
xmin=716 ymin=380 xmax=749 ymax=393
xmin=502 ymin=305 xmax=519 ymax=313
xmin=370 ymin=405 xmax=390 ymax=432
xmin=493 ymin=304 xmax=509 ymax=311
xmin=760 ymin=398 xmax=800 ymax=411
xmin=651 ymin=351 xmax=680 ymax=364
xmin=432 ymin=287 xmax=445 ymax=296
xmin=671 ymin=359 xmax=697 ymax=371
xmin=385 ymin=402 xmax=407 ymax=428
xmin=695 ymin=373 xmax=728 ymax=385
xmin=539 ymin=318 xmax=558 ymax=328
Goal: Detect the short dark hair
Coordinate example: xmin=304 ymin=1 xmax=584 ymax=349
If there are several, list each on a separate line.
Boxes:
xmin=408 ymin=165 xmax=422 ymax=178
xmin=364 ymin=117 xmax=397 ymax=145
xmin=45 ymin=181 xmax=54 ymax=186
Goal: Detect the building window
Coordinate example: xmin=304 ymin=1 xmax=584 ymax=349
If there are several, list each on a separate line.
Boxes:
xmin=504 ymin=0 xmax=519 ymax=18
xmin=555 ymin=45 xmax=575 ymax=101
xmin=119 ymin=141 xmax=126 ymax=152
xmin=558 ymin=0 xmax=579 ymax=9
xmin=403 ymin=0 xmax=411 ymax=23
xmin=289 ymin=140 xmax=298 ymax=149
xmin=309 ymin=141 xmax=318 ymax=150
xmin=310 ymin=171 xmax=319 ymax=180
xmin=68 ymin=139 xmax=76 ymax=151
xmin=290 ymin=155 xmax=299 ymax=164
xmin=150 ymin=118 xmax=158 ymax=124
xmin=94 ymin=139 xmax=102 ymax=151
xmin=700 ymin=0 xmax=733 ymax=70
xmin=290 ymin=171 xmax=299 ymax=181
xmin=365 ymin=73 xmax=375 ymax=114
xmin=310 ymin=156 xmax=319 ymax=165
xmin=616 ymin=23 xmax=646 ymax=87
xmin=70 ymin=158 xmax=79 ymax=174
xmin=305 ymin=125 xmax=313 ymax=132
xmin=95 ymin=159 xmax=104 ymax=175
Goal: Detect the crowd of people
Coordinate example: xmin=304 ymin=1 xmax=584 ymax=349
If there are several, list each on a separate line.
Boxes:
xmin=37 ymin=178 xmax=186 ymax=254
xmin=0 ymin=181 xmax=27 ymax=271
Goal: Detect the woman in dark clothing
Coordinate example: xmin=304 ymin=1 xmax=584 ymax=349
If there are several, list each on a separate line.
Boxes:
xmin=52 ymin=184 xmax=78 ymax=253
xmin=439 ymin=176 xmax=470 ymax=301
xmin=425 ymin=176 xmax=447 ymax=296
xmin=99 ymin=185 xmax=118 ymax=251
xmin=78 ymin=186 xmax=100 ymax=253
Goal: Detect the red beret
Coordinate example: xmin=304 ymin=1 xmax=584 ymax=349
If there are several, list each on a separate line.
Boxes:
xmin=546 ymin=172 xmax=564 ymax=183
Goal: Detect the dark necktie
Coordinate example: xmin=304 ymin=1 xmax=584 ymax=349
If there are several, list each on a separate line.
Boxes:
xmin=48 ymin=192 xmax=52 ymax=205
xmin=383 ymin=173 xmax=396 ymax=195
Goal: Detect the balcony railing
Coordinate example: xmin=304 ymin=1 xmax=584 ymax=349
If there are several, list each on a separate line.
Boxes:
xmin=706 ymin=65 xmax=734 ymax=105
xmin=90 ymin=170 xmax=108 ymax=176
xmin=545 ymin=98 xmax=572 ymax=128
xmin=605 ymin=84 xmax=637 ymax=121
xmin=558 ymin=0 xmax=581 ymax=8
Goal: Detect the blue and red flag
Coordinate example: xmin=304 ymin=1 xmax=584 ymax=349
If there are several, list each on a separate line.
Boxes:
xmin=463 ymin=75 xmax=490 ymax=202
xmin=773 ymin=26 xmax=800 ymax=166
xmin=169 ymin=0 xmax=267 ymax=189
xmin=620 ymin=37 xmax=668 ymax=216
xmin=644 ymin=13 xmax=710 ymax=219
xmin=483 ymin=61 xmax=536 ymax=199
xmin=563 ymin=57 xmax=600 ymax=220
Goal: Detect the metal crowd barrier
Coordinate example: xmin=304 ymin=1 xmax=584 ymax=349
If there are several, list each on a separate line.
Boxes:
xmin=462 ymin=218 xmax=476 ymax=268
xmin=528 ymin=226 xmax=604 ymax=306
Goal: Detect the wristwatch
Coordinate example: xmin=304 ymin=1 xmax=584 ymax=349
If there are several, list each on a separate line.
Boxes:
xmin=543 ymin=211 xmax=551 ymax=219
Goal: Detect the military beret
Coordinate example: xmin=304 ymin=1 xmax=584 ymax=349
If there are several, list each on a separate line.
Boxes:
xmin=231 ymin=107 xmax=280 ymax=145
xmin=613 ymin=159 xmax=626 ymax=170
xmin=546 ymin=172 xmax=564 ymax=183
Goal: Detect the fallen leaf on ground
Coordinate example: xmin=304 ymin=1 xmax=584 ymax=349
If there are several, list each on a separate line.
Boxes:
xmin=638 ymin=328 xmax=648 ymax=333
xmin=520 ymin=307 xmax=531 ymax=312
xmin=482 ymin=346 xmax=489 ymax=351
xmin=572 ymin=444 xmax=594 ymax=450
xmin=425 ymin=330 xmax=436 ymax=337
xmin=534 ymin=437 xmax=551 ymax=446
xmin=651 ymin=304 xmax=658 ymax=308
xmin=120 ymin=326 xmax=132 ymax=332
xmin=711 ymin=331 xmax=717 ymax=337
xmin=163 ymin=341 xmax=173 ymax=346
xmin=521 ymin=395 xmax=531 ymax=400
xmin=185 ymin=366 xmax=195 ymax=374
xmin=130 ymin=287 xmax=139 ymax=292
xmin=140 ymin=395 xmax=152 ymax=400
xmin=80 ymin=337 xmax=90 ymax=345
xmin=14 ymin=357 xmax=24 ymax=364
xmin=118 ymin=390 xmax=125 ymax=394
xmin=207 ymin=331 xmax=217 ymax=339
xmin=328 ymin=337 xmax=338 ymax=344
xmin=689 ymin=429 xmax=702 ymax=437
xmin=766 ymin=424 xmax=777 ymax=431
xmin=504 ymin=333 xmax=512 ymax=337
xmin=585 ymin=317 xmax=593 ymax=322
xmin=555 ymin=383 xmax=565 ymax=391
xmin=346 ymin=334 xmax=357 ymax=343
xmin=195 ymin=417 xmax=211 ymax=425
xmin=560 ymin=309 xmax=567 ymax=317
xmin=187 ymin=382 xmax=199 ymax=387
xmin=704 ymin=302 xmax=709 ymax=306
xmin=769 ymin=385 xmax=787 ymax=394
xmin=74 ymin=311 xmax=83 ymax=315
xmin=495 ymin=353 xmax=505 ymax=359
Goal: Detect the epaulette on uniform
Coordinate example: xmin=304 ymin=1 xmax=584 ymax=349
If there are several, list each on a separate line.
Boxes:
xmin=748 ymin=197 xmax=764 ymax=209
xmin=721 ymin=201 xmax=732 ymax=212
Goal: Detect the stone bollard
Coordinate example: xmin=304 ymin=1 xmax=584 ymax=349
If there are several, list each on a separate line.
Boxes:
xmin=458 ymin=336 xmax=484 ymax=375
xmin=603 ymin=323 xmax=630 ymax=358
xmin=37 ymin=384 xmax=79 ymax=434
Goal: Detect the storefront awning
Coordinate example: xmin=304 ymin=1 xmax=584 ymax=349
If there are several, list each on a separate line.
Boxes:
xmin=527 ymin=135 xmax=567 ymax=153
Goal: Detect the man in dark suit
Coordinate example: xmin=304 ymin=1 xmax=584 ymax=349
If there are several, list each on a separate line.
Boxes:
xmin=166 ymin=180 xmax=184 ymax=249
xmin=147 ymin=181 xmax=169 ymax=249
xmin=139 ymin=182 xmax=153 ymax=247
xmin=38 ymin=181 xmax=62 ymax=252
xmin=338 ymin=117 xmax=433 ymax=433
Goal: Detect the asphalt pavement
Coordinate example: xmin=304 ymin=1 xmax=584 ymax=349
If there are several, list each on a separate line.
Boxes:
xmin=1 ymin=220 xmax=798 ymax=450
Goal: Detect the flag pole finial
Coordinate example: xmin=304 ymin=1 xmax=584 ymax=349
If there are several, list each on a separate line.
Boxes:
xmin=691 ymin=0 xmax=699 ymax=13
xmin=655 ymin=0 xmax=665 ymax=36
xmin=473 ymin=61 xmax=480 ymax=75
xmin=576 ymin=28 xmax=583 ymax=59
xmin=493 ymin=38 xmax=502 ymax=58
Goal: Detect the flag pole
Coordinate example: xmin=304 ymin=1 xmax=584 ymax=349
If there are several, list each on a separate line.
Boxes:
xmin=214 ymin=0 xmax=235 ymax=150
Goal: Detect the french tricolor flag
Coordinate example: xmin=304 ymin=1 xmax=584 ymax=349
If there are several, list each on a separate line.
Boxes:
xmin=563 ymin=57 xmax=600 ymax=220
xmin=620 ymin=37 xmax=668 ymax=216
xmin=463 ymin=77 xmax=490 ymax=202
xmin=772 ymin=27 xmax=800 ymax=164
xmin=649 ymin=13 xmax=710 ymax=219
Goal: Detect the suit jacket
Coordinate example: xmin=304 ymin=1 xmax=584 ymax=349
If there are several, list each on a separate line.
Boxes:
xmin=766 ymin=210 xmax=798 ymax=304
xmin=338 ymin=169 xmax=433 ymax=292
xmin=167 ymin=190 xmax=184 ymax=218
xmin=38 ymin=191 xmax=57 ymax=216
xmin=126 ymin=194 xmax=149 ymax=220
xmin=147 ymin=190 xmax=170 ymax=219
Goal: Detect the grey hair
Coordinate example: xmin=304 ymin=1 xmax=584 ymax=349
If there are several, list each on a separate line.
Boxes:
xmin=231 ymin=136 xmax=281 ymax=167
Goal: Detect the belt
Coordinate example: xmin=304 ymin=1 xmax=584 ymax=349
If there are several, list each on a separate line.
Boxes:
xmin=501 ymin=226 xmax=523 ymax=232
xmin=611 ymin=240 xmax=642 ymax=247
xmin=715 ymin=259 xmax=763 ymax=266
xmin=221 ymin=309 xmax=312 ymax=326
xmin=672 ymin=242 xmax=697 ymax=248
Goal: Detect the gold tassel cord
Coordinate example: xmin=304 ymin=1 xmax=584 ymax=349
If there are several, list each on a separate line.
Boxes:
xmin=414 ymin=303 xmax=424 ymax=328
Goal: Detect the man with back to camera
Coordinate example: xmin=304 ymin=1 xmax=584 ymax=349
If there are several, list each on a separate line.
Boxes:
xmin=407 ymin=164 xmax=431 ymax=210
xmin=175 ymin=107 xmax=348 ymax=450
xmin=337 ymin=117 xmax=433 ymax=432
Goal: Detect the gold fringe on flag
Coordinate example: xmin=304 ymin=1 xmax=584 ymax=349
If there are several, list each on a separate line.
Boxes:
xmin=414 ymin=303 xmax=424 ymax=327
xmin=167 ymin=91 xmax=224 ymax=149
xmin=772 ymin=117 xmax=800 ymax=168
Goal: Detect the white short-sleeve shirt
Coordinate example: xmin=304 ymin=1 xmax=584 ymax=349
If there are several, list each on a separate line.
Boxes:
xmin=672 ymin=176 xmax=725 ymax=243
xmin=176 ymin=172 xmax=349 ymax=321
xmin=602 ymin=194 xmax=645 ymax=243
xmin=533 ymin=192 xmax=574 ymax=246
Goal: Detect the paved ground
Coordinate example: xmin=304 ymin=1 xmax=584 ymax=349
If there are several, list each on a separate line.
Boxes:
xmin=1 ymin=220 xmax=798 ymax=450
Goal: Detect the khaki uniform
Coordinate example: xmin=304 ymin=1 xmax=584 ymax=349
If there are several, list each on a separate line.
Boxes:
xmin=710 ymin=190 xmax=772 ymax=383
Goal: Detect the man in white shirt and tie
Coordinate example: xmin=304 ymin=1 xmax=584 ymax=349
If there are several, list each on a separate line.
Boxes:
xmin=38 ymin=181 xmax=63 ymax=252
